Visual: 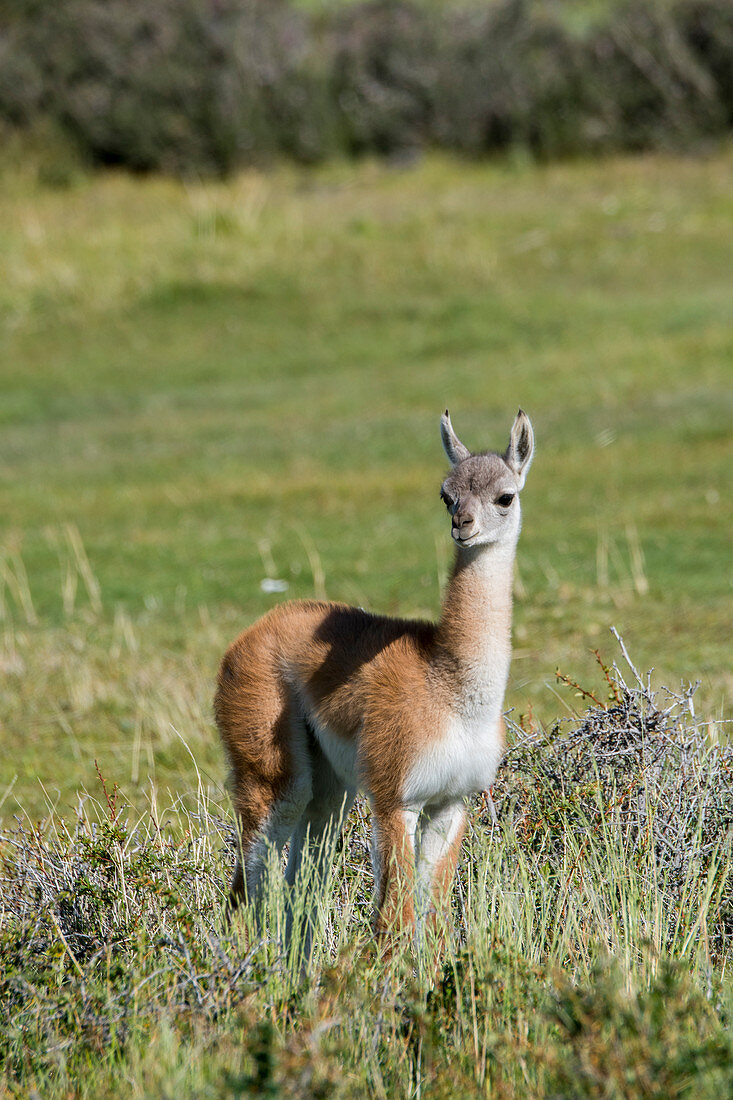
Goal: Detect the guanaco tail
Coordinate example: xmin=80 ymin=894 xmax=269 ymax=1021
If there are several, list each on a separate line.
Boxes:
xmin=215 ymin=408 xmax=534 ymax=950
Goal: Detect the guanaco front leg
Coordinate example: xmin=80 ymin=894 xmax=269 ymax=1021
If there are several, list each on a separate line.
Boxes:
xmin=371 ymin=807 xmax=419 ymax=945
xmin=415 ymin=800 xmax=467 ymax=946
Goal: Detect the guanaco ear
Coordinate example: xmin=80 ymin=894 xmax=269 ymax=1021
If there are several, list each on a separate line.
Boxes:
xmin=505 ymin=409 xmax=534 ymax=489
xmin=440 ymin=410 xmax=471 ymax=466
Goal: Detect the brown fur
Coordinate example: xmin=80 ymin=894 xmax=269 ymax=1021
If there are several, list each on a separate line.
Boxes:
xmin=215 ymin=601 xmax=447 ymax=898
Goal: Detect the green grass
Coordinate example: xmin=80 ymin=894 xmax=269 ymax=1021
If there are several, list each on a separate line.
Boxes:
xmin=1 ymin=144 xmax=732 ymax=820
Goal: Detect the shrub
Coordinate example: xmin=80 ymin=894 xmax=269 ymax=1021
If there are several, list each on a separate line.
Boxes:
xmin=433 ymin=0 xmax=588 ymax=157
xmin=1 ymin=0 xmax=733 ymax=175
xmin=680 ymin=0 xmax=733 ymax=125
xmin=0 ymin=0 xmax=329 ymax=175
xmin=494 ymin=657 xmax=733 ymax=958
xmin=581 ymin=1 xmax=726 ymax=151
xmin=328 ymin=0 xmax=438 ymax=155
xmin=0 ymin=20 xmax=45 ymax=126
xmin=1 ymin=661 xmax=731 ymax=1094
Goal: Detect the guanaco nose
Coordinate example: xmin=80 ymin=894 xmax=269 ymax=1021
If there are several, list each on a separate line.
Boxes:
xmin=453 ymin=511 xmax=475 ymax=532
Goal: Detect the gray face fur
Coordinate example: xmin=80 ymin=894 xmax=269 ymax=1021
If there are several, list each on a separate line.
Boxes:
xmin=440 ymin=409 xmax=534 ymax=549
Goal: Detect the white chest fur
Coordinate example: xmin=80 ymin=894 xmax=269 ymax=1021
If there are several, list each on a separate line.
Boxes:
xmin=401 ymin=705 xmax=504 ymax=808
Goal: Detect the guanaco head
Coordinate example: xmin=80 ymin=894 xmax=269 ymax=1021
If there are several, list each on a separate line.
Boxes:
xmin=439 ymin=409 xmax=534 ymax=549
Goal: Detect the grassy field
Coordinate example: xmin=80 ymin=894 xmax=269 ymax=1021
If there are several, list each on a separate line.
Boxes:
xmin=1 ymin=142 xmax=732 ymax=1096
xmin=1 ymin=142 xmax=731 ymax=820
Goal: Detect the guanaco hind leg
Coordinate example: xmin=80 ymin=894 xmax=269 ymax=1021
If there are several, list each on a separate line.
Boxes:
xmin=283 ymin=737 xmax=355 ymax=959
xmin=226 ymin=703 xmax=353 ymax=959
xmin=221 ymin=678 xmax=311 ymax=917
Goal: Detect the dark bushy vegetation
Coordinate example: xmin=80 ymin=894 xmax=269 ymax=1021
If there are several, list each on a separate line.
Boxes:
xmin=432 ymin=2 xmax=589 ymax=156
xmin=0 ymin=0 xmax=331 ymax=174
xmin=583 ymin=2 xmax=727 ymax=150
xmin=1 ymin=0 xmax=733 ymax=175
xmin=681 ymin=0 xmax=733 ymax=125
xmin=330 ymin=1 xmax=438 ymax=155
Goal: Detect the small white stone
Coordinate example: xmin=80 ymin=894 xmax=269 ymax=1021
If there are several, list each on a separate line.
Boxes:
xmin=260 ymin=578 xmax=289 ymax=593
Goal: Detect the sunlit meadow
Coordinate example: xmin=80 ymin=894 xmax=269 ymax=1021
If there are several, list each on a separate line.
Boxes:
xmin=1 ymin=138 xmax=731 ymax=1096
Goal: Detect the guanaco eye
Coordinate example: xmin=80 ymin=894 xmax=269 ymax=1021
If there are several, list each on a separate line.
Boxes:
xmin=440 ymin=488 xmax=455 ymax=509
xmin=496 ymin=493 xmax=514 ymax=508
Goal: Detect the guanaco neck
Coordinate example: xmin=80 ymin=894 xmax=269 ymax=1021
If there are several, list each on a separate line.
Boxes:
xmin=434 ymin=535 xmax=517 ymax=711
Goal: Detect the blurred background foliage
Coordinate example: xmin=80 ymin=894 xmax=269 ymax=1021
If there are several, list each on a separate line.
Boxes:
xmin=1 ymin=0 xmax=733 ymax=176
